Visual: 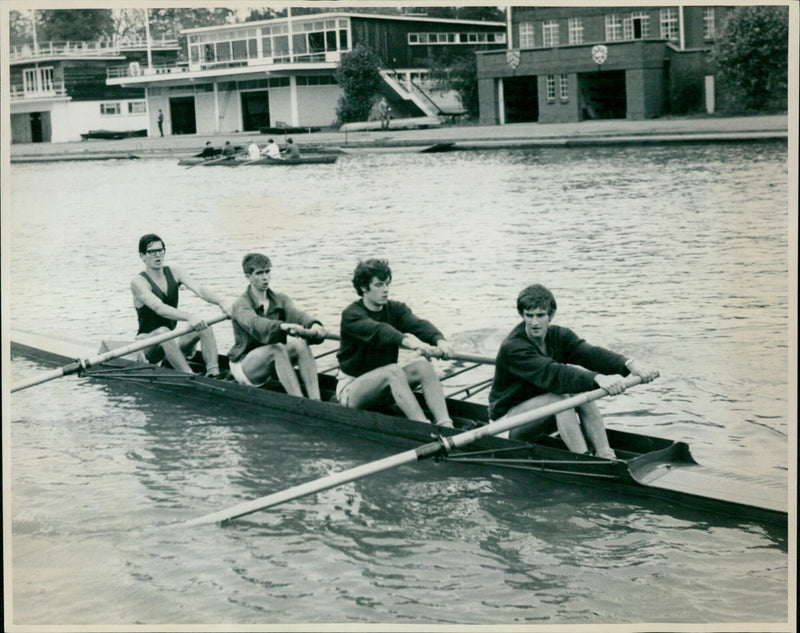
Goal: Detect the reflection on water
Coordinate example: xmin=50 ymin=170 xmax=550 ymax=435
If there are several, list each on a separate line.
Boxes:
xmin=6 ymin=142 xmax=790 ymax=625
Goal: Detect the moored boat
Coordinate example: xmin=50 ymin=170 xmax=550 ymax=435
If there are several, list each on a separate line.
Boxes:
xmin=10 ymin=329 xmax=788 ymax=529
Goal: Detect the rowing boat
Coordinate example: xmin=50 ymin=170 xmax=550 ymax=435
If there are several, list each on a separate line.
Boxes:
xmin=338 ymin=142 xmax=455 ymax=155
xmin=177 ymin=155 xmax=338 ymax=166
xmin=10 ymin=330 xmax=788 ymax=529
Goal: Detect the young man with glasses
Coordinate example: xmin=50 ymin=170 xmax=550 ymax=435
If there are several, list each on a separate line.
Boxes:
xmin=336 ymin=258 xmax=455 ymax=427
xmin=131 ymin=233 xmax=231 ymax=376
xmin=228 ymin=253 xmax=326 ymax=398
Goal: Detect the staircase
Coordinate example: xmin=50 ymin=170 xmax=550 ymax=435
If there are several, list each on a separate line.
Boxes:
xmin=379 ymin=69 xmax=464 ymax=120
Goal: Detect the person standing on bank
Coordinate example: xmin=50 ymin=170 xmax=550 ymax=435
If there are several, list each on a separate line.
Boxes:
xmin=157 ymin=109 xmax=164 ymax=136
xmin=337 ymin=259 xmax=455 ymax=427
xmin=228 ymin=253 xmax=326 ymax=399
xmin=131 ymin=234 xmax=231 ymax=377
xmin=488 ymin=284 xmax=658 ymax=458
xmin=378 ymin=97 xmax=391 ymax=130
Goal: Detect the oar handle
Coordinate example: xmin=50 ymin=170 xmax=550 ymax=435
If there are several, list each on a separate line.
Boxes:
xmin=11 ymin=313 xmax=230 ymax=393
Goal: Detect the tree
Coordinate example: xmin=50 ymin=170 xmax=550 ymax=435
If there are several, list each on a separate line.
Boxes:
xmin=711 ymin=6 xmax=789 ymax=112
xmin=8 ymin=10 xmax=32 ymax=48
xmin=404 ymin=6 xmax=504 ymax=21
xmin=448 ymin=54 xmax=479 ymax=119
xmin=335 ymin=45 xmax=384 ymax=124
xmin=37 ymin=9 xmax=114 ymax=41
xmin=146 ymin=8 xmax=234 ymax=39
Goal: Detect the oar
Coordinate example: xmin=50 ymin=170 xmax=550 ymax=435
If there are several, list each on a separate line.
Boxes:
xmin=186 ymin=155 xmax=226 ymax=169
xmin=11 ymin=314 xmax=230 ymax=393
xmin=182 ymin=373 xmax=650 ymax=526
xmin=291 ymin=329 xmax=496 ymax=366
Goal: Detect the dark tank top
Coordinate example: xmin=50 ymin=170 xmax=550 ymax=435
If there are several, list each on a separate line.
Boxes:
xmin=136 ymin=266 xmax=180 ymax=334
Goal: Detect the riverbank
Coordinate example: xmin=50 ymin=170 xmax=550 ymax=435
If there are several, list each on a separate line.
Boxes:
xmin=8 ymin=113 xmax=789 ymax=161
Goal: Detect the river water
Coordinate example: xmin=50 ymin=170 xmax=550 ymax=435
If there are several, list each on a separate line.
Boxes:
xmin=4 ymin=141 xmax=792 ymax=629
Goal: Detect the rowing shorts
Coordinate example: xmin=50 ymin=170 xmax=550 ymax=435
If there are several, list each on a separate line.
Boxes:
xmin=335 ymin=370 xmax=357 ymax=406
xmin=230 ymin=360 xmax=270 ymax=387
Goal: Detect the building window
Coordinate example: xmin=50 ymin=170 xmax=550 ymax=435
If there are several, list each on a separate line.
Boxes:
xmin=519 ymin=21 xmax=535 ymax=48
xmin=703 ymin=7 xmax=716 ymax=39
xmin=660 ymin=8 xmax=679 ymax=41
xmin=568 ymin=18 xmax=584 ymax=44
xmin=624 ymin=12 xmax=650 ymax=40
xmin=542 ymin=20 xmax=559 ymax=47
xmin=128 ymin=101 xmax=146 ymax=114
xmin=100 ymin=102 xmax=121 ymax=115
xmin=605 ymin=14 xmax=622 ymax=41
xmin=23 ymin=66 xmax=54 ymax=94
xmin=546 ymin=75 xmax=556 ymax=101
xmin=559 ymin=74 xmax=569 ymax=101
xmin=408 ymin=31 xmax=505 ymax=46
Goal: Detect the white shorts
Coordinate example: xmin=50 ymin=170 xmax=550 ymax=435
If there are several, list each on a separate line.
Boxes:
xmin=229 ymin=360 xmax=269 ymax=387
xmin=335 ymin=371 xmax=357 ymax=406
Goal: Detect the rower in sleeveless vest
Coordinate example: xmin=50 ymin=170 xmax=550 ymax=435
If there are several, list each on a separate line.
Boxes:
xmin=131 ymin=233 xmax=232 ymax=376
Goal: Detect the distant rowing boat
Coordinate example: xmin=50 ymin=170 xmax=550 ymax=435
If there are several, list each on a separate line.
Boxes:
xmin=338 ymin=142 xmax=455 ymax=155
xmin=178 ymin=155 xmax=338 ymax=166
xmin=10 ymin=329 xmax=788 ymax=529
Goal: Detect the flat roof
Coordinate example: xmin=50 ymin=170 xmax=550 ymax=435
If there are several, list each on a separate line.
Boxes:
xmin=182 ymin=12 xmax=505 ymax=34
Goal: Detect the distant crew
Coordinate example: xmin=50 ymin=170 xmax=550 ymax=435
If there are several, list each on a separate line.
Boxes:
xmin=283 ymin=138 xmax=301 ymax=160
xmin=229 ymin=253 xmax=326 ymax=398
xmin=262 ymin=138 xmax=282 ymax=159
xmin=247 ymin=140 xmax=261 ymax=161
xmin=488 ymin=284 xmax=658 ymax=457
xmin=201 ymin=141 xmax=217 ymax=159
xmin=336 ymin=258 xmax=455 ymax=427
xmin=222 ymin=141 xmax=237 ymax=159
xmin=131 ymin=233 xmax=231 ymax=376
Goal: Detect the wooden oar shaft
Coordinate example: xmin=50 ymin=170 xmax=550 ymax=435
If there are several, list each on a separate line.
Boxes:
xmin=183 ymin=374 xmax=647 ymax=526
xmin=294 ymin=330 xmax=496 ymax=366
xmin=11 ymin=314 xmax=230 ymax=393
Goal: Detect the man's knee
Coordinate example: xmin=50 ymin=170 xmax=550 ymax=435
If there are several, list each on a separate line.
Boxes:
xmin=404 ymin=359 xmax=434 ymax=381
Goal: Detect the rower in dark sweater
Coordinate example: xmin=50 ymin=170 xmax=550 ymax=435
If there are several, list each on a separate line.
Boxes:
xmin=337 ymin=259 xmax=455 ymax=427
xmin=488 ymin=284 xmax=658 ymax=458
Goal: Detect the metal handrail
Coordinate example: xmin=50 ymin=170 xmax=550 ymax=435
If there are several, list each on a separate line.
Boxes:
xmin=10 ymin=37 xmax=179 ymax=62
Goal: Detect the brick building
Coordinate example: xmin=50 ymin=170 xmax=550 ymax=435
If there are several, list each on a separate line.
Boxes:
xmin=476 ymin=5 xmax=732 ymax=124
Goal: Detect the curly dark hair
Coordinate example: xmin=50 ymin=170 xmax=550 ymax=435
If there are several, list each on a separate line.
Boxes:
xmin=352 ymin=259 xmax=391 ymax=296
xmin=516 ymin=284 xmax=557 ymax=317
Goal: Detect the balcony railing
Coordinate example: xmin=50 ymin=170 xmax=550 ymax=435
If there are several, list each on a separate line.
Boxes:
xmin=10 ymin=37 xmax=179 ymax=62
xmin=107 ymin=62 xmax=190 ymax=79
xmin=10 ymin=82 xmax=69 ymax=101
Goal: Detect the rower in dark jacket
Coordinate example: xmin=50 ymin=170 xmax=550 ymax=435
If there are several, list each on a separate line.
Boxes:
xmin=488 ymin=284 xmax=658 ymax=458
xmin=337 ymin=259 xmax=455 ymax=427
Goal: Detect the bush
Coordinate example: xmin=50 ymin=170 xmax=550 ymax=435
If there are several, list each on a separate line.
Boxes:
xmin=335 ymin=45 xmax=384 ymax=124
xmin=711 ymin=6 xmax=789 ymax=112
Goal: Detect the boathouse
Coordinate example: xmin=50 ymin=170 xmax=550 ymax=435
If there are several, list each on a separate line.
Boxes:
xmin=477 ymin=5 xmax=733 ymax=124
xmin=8 ymin=37 xmax=181 ymax=143
xmin=104 ymin=12 xmax=506 ymax=136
